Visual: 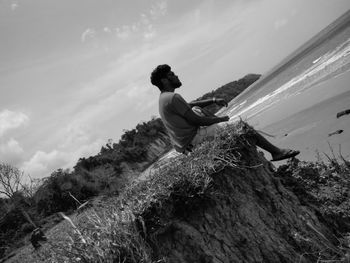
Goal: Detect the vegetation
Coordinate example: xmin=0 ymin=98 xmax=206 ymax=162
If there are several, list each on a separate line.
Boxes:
xmin=16 ymin=122 xmax=350 ymax=262
xmin=276 ymin=151 xmax=350 ymax=235
xmin=0 ymin=73 xmax=260 ymax=261
xmin=0 ymin=163 xmax=24 ymax=198
xmin=21 ymin=121 xmax=255 ymax=262
xmin=75 ymin=117 xmax=170 ymax=173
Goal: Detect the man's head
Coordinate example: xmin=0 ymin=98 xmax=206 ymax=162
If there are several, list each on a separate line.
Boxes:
xmin=150 ymin=64 xmax=182 ymax=91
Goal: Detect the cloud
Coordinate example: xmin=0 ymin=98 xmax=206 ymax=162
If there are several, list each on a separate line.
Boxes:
xmin=11 ymin=2 xmax=18 ymax=11
xmin=114 ymin=0 xmax=167 ymax=41
xmin=81 ymin=28 xmax=97 ymax=43
xmin=21 ymin=138 xmax=103 ymax=178
xmin=0 ymin=138 xmax=24 ymax=154
xmin=143 ymin=24 xmax=156 ymax=39
xmin=0 ymin=110 xmax=29 ymax=137
xmin=0 ymin=138 xmax=24 ymax=165
xmin=149 ymin=0 xmax=168 ymax=19
xmin=20 ymin=120 xmax=106 ymax=178
xmin=115 ymin=25 xmax=132 ymax=39
xmin=21 ymin=150 xmax=67 ymax=178
xmin=58 ymin=123 xmax=90 ymax=149
xmin=80 ymin=0 xmax=167 ymax=45
xmin=274 ymin=18 xmax=288 ymax=30
xmin=103 ymin=27 xmax=112 ymax=34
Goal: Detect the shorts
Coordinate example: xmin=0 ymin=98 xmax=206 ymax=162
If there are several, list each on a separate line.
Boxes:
xmin=189 ymin=106 xmax=225 ymax=147
xmin=191 ymin=123 xmax=223 ymax=146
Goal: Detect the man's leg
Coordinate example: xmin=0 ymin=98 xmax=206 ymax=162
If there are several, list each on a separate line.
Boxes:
xmin=191 ymin=107 xmax=299 ymax=161
xmin=250 ymin=130 xmax=300 ymax=161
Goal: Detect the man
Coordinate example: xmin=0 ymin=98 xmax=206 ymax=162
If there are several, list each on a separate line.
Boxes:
xmin=150 ymin=64 xmax=299 ymax=161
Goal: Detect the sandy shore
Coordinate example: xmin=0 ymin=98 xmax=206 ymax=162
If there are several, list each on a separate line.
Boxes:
xmin=246 ymin=71 xmax=350 ymax=163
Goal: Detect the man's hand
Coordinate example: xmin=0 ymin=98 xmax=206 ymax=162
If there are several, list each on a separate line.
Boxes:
xmin=221 ymin=116 xmax=230 ymax=122
xmin=213 ymin=98 xmax=228 ymax=107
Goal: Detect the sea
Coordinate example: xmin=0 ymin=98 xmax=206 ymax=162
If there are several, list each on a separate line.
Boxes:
xmin=220 ymin=9 xmax=350 ymax=163
xmin=140 ymin=10 xmax=350 ymax=179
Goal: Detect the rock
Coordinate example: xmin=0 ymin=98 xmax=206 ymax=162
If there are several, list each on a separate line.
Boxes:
xmin=139 ymin=130 xmax=339 ymax=263
xmin=336 ymin=109 xmax=350 ymax=118
xmin=328 ymin=129 xmax=344 ymax=137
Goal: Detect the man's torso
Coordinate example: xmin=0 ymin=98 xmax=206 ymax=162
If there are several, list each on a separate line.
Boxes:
xmin=159 ymin=92 xmax=197 ymax=151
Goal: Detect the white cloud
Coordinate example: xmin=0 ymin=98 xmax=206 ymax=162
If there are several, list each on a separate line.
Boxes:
xmin=11 ymin=2 xmax=18 ymax=11
xmin=140 ymin=14 xmax=150 ymax=26
xmin=0 ymin=138 xmax=24 ymax=165
xmin=114 ymin=1 xmax=167 ymax=41
xmin=81 ymin=28 xmax=97 ymax=43
xmin=21 ymin=138 xmax=103 ymax=178
xmin=80 ymin=0 xmax=167 ymax=45
xmin=21 ymin=150 xmax=67 ymax=178
xmin=20 ymin=121 xmax=106 ymax=178
xmin=149 ymin=0 xmax=168 ymax=19
xmin=0 ymin=109 xmax=29 ymax=137
xmin=58 ymin=123 xmax=90 ymax=149
xmin=0 ymin=138 xmax=24 ymax=154
xmin=131 ymin=24 xmax=139 ymax=32
xmin=274 ymin=18 xmax=288 ymax=30
xmin=103 ymin=27 xmax=112 ymax=34
xmin=143 ymin=24 xmax=156 ymax=40
xmin=115 ymin=25 xmax=132 ymax=39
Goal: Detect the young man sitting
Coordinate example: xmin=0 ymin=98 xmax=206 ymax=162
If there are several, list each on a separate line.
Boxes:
xmin=150 ymin=64 xmax=299 ymax=161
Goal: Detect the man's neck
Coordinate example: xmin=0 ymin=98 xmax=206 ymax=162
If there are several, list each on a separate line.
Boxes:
xmin=161 ymin=86 xmax=175 ymax=93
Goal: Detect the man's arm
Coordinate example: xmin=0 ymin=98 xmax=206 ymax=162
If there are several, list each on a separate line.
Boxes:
xmin=189 ymin=97 xmax=228 ymax=108
xmin=184 ymin=109 xmax=229 ymax=126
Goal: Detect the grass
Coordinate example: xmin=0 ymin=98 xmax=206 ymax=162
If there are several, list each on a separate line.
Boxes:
xmin=275 ymin=147 xmax=350 ymax=262
xmin=33 ymin=120 xmax=255 ymax=263
xmin=9 ymin=121 xmax=350 ymax=262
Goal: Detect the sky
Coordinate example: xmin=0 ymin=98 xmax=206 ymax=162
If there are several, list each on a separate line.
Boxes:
xmin=0 ymin=0 xmax=349 ymax=180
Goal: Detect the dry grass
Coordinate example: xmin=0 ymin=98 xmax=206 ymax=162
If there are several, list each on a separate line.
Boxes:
xmin=36 ymin=121 xmax=254 ymax=263
xmin=9 ymin=120 xmax=350 ymax=262
xmin=276 ymin=146 xmax=350 ymax=263
xmin=5 ymin=121 xmax=257 ymax=262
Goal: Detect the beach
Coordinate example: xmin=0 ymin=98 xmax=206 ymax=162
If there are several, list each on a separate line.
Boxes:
xmin=221 ymin=11 xmax=350 ymax=163
xmin=246 ymin=73 xmax=350 ymax=163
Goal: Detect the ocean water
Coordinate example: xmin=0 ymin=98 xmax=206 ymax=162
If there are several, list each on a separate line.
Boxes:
xmin=220 ymin=10 xmax=350 ymax=162
xmin=224 ymin=13 xmax=350 ymax=124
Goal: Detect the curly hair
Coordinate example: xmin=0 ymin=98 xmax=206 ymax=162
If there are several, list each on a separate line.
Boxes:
xmin=150 ymin=64 xmax=171 ymax=90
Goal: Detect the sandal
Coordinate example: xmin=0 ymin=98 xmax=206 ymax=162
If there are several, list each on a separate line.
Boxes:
xmin=271 ymin=149 xmax=300 ymax=162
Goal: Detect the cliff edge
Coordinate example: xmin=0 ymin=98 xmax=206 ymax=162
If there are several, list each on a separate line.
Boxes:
xmin=7 ymin=121 xmax=348 ymax=263
xmin=124 ymin=121 xmax=341 ymax=262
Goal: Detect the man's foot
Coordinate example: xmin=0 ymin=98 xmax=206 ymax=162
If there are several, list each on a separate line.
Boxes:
xmin=271 ymin=149 xmax=300 ymax=162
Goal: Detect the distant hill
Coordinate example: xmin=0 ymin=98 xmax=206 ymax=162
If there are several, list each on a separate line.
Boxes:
xmin=193 ymin=74 xmax=261 ymax=113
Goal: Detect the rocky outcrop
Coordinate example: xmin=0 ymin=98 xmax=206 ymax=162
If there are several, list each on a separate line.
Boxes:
xmin=136 ymin=125 xmax=341 ymax=263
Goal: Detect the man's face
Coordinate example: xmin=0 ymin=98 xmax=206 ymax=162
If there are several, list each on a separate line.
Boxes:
xmin=166 ymin=71 xmax=182 ymax=88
